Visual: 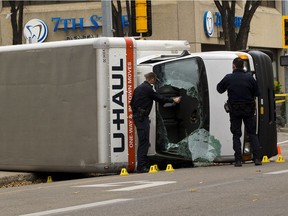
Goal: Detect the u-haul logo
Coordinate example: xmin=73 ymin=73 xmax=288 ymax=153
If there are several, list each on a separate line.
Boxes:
xmin=111 ymin=59 xmax=125 ymax=153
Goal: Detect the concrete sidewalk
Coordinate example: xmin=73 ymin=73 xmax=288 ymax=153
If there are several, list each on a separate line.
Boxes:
xmin=280 ymin=127 xmax=288 ymax=133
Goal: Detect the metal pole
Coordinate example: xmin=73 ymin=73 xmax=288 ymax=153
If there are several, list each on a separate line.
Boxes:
xmin=283 ymin=0 xmax=288 ymax=126
xmin=0 ymin=0 xmax=2 ymax=45
xmin=101 ymin=0 xmax=113 ymax=37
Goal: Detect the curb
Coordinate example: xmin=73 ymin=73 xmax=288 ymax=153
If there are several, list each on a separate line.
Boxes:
xmin=0 ymin=173 xmax=36 ymax=188
xmin=279 ymin=128 xmax=288 ymax=133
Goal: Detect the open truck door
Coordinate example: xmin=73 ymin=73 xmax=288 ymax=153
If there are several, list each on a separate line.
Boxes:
xmin=247 ymin=50 xmax=277 ymax=158
xmin=146 ymin=56 xmax=211 ymax=164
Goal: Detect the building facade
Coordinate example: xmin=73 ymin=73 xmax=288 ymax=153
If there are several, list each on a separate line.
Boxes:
xmin=0 ymin=0 xmax=284 ymax=86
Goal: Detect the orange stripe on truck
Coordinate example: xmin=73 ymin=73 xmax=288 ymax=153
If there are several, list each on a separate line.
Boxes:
xmin=125 ymin=37 xmax=136 ymax=172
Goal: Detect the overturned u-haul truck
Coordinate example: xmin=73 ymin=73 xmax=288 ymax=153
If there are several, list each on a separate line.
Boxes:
xmin=0 ymin=37 xmax=277 ymax=173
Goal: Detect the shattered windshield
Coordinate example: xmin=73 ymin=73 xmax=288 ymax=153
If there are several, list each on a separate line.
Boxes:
xmin=154 ymin=57 xmax=221 ymax=164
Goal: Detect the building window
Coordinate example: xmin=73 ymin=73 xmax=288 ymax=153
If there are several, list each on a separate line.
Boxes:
xmin=261 ymin=0 xmax=275 ymax=8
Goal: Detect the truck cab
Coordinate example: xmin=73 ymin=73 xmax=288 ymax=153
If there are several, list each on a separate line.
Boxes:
xmin=136 ymin=50 xmax=277 ymax=165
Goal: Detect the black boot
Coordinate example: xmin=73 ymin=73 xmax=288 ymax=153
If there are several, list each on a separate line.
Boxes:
xmin=254 ymin=159 xmax=262 ymax=166
xmin=234 ymin=161 xmax=242 ymax=167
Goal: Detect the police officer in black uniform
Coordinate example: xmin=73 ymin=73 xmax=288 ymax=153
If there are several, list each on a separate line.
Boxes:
xmin=217 ymin=57 xmax=262 ymax=167
xmin=130 ymin=72 xmax=181 ymax=173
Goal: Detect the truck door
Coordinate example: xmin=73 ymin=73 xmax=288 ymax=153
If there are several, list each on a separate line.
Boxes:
xmin=247 ymin=50 xmax=277 ymax=158
xmin=152 ymin=57 xmax=210 ymax=160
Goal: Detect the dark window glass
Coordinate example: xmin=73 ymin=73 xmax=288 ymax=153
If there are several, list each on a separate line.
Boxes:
xmin=153 ymin=57 xmax=210 ymax=160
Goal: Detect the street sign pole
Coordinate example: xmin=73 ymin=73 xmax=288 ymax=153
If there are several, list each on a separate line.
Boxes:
xmin=282 ymin=1 xmax=288 ymax=126
xmin=101 ymin=0 xmax=113 ymax=37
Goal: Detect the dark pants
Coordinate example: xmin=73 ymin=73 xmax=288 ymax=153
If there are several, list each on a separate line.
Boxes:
xmin=133 ymin=116 xmax=150 ymax=171
xmin=229 ymin=103 xmax=262 ymax=162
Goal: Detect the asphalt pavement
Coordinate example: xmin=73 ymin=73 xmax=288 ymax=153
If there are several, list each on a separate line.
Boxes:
xmin=0 ymin=128 xmax=287 ymax=187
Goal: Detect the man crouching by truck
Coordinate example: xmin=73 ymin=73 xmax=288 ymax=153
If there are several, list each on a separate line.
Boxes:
xmin=130 ymin=72 xmax=181 ymax=173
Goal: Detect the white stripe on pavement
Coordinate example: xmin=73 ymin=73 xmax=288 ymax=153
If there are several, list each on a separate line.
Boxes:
xmin=277 ymin=140 xmax=288 ymax=145
xmin=19 ymin=199 xmax=132 ymax=216
xmin=74 ymin=180 xmax=177 ymax=192
xmin=264 ymin=169 xmax=288 ymax=175
xmin=109 ymin=181 xmax=176 ymax=192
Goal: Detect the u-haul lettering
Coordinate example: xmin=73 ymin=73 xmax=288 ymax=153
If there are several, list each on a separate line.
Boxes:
xmin=127 ymin=61 xmax=134 ymax=149
xmin=111 ymin=58 xmax=126 ymax=154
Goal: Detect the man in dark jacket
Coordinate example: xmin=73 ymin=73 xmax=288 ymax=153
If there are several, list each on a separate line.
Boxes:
xmin=130 ymin=72 xmax=181 ymax=173
xmin=217 ymin=57 xmax=262 ymax=167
